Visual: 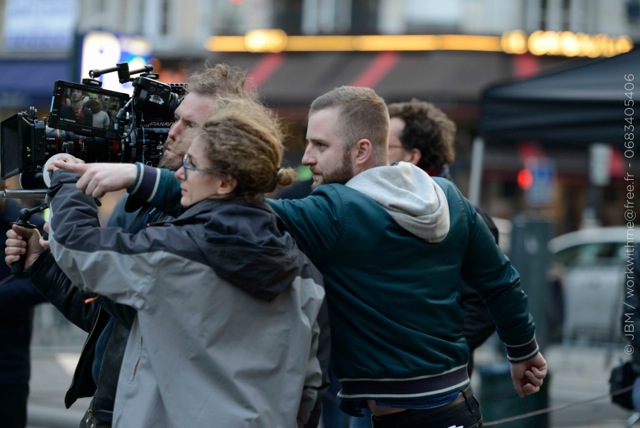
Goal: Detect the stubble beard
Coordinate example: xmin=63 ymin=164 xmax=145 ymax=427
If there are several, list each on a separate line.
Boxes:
xmin=158 ymin=136 xmax=184 ymax=171
xmin=158 ymin=151 xmax=181 ymax=171
xmin=312 ymin=150 xmax=354 ymax=189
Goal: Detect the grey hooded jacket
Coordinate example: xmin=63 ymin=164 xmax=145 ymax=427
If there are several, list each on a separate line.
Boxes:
xmin=48 ymin=170 xmax=326 ymax=428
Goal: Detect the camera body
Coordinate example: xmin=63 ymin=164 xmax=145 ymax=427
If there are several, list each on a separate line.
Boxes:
xmin=0 ymin=65 xmax=186 ymax=189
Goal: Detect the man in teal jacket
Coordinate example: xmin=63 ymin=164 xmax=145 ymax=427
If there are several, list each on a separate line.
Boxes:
xmin=52 ymin=86 xmax=547 ymax=428
xmin=264 ymin=88 xmax=546 ymax=428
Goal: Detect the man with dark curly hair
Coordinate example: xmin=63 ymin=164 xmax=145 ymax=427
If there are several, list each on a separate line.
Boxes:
xmin=387 ymin=99 xmax=456 ymax=177
xmin=387 ymin=99 xmax=498 ymax=378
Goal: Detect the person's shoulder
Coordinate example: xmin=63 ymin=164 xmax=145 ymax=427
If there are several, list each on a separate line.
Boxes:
xmin=431 ymin=176 xmax=478 ymax=218
xmin=432 ymin=176 xmax=467 ymax=205
xmin=432 ymin=176 xmax=458 ymax=192
xmin=274 ymin=178 xmax=313 ymax=200
xmin=271 ymin=184 xmax=364 ymax=210
xmin=313 ymin=183 xmax=371 ymax=205
xmin=268 ymin=184 xmax=352 ymax=217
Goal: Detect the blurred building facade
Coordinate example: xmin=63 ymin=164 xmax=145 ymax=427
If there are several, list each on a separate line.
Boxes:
xmin=70 ymin=0 xmax=639 ymax=52
xmin=0 ymin=0 xmax=638 ymax=233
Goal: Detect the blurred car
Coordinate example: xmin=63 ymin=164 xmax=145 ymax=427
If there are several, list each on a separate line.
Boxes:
xmin=548 ymin=226 xmax=636 ymax=345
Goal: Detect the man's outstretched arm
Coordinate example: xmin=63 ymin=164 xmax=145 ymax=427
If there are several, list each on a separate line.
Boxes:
xmin=51 ymin=159 xmax=137 ymax=198
xmin=53 ymin=161 xmax=182 ymax=216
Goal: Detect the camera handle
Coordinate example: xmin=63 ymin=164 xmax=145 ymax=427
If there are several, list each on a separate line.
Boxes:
xmin=115 ymin=97 xmax=134 ymax=137
xmin=89 ymin=62 xmax=154 ymax=84
xmin=11 ymin=203 xmax=49 ymax=276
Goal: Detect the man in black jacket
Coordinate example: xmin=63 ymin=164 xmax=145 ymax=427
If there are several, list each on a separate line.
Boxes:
xmin=387 ymin=99 xmax=498 ymax=376
xmin=0 ymin=191 xmax=45 ymax=428
xmin=5 ymin=63 xmax=253 ymax=428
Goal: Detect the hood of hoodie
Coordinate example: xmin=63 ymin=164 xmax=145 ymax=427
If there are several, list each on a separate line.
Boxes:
xmin=346 ymin=161 xmax=450 ymax=243
xmin=164 ymin=198 xmax=305 ymax=302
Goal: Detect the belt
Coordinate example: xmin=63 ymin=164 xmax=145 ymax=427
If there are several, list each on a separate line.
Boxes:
xmin=445 ymin=385 xmax=472 ymax=408
xmin=371 ymin=386 xmax=476 ymax=427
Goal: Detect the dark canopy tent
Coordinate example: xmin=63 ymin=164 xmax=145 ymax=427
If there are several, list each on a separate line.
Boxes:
xmin=467 ymin=49 xmax=640 ymax=204
xmin=474 ymin=51 xmax=640 ymax=353
xmin=477 ymin=49 xmax=640 ymax=147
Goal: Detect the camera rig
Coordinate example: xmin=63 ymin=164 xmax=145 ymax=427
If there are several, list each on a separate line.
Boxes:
xmin=0 ymin=62 xmax=186 ymax=192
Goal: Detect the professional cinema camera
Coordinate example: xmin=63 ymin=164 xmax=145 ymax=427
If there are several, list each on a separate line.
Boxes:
xmin=0 ymin=62 xmax=186 ymax=191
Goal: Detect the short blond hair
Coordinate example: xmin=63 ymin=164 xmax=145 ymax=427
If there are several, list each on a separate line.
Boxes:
xmin=309 ymin=86 xmax=389 ymax=166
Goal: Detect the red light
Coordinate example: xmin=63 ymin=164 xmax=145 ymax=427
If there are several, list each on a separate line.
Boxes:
xmin=517 ymin=169 xmax=533 ymax=190
xmin=229 ymin=0 xmax=243 ymax=4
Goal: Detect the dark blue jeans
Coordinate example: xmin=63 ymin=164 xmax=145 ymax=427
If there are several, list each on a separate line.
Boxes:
xmin=0 ymin=383 xmax=28 ymax=428
xmin=323 ymin=368 xmax=351 ymax=428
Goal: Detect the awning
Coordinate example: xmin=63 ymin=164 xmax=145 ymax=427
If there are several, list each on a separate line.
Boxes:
xmin=195 ymin=50 xmax=521 ymax=118
xmin=0 ymin=59 xmax=71 ymax=109
xmin=478 ymin=49 xmax=640 ymax=147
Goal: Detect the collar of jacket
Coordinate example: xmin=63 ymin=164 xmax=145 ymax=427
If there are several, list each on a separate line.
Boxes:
xmin=154 ymin=197 xmax=306 ymax=303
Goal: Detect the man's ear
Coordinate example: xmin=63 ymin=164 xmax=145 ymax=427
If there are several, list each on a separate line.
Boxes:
xmin=353 ymin=138 xmax=373 ymax=168
xmin=407 ymin=148 xmax=422 ymax=166
xmin=218 ymin=177 xmax=238 ymax=196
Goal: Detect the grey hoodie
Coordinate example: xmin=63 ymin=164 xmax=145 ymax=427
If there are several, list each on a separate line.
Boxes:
xmin=346 ymin=161 xmax=450 ymax=242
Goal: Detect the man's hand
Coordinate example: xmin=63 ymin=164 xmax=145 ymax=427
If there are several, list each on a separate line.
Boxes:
xmin=48 ymin=154 xmax=84 ymax=172
xmin=53 ymin=161 xmax=137 ymax=198
xmin=5 ymin=224 xmax=47 ymax=272
xmin=510 ymin=352 xmax=548 ymax=398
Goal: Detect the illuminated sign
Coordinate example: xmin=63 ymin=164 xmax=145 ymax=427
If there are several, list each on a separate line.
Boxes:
xmin=503 ymin=30 xmax=633 ymax=58
xmin=206 ymin=30 xmax=633 ymax=58
xmin=80 ymin=31 xmax=154 ymax=94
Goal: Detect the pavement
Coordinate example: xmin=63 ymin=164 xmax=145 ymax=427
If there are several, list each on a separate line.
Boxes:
xmin=28 ymin=349 xmax=90 ymax=428
xmin=24 ymin=305 xmax=639 ymax=428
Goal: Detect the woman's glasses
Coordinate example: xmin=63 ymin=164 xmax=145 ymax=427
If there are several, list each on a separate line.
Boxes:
xmin=182 ymin=154 xmax=216 ymax=179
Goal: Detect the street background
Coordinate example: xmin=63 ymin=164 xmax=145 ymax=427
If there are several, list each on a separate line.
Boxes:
xmin=0 ymin=1 xmax=637 ymax=427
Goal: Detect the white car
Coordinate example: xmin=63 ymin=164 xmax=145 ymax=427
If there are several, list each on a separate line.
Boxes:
xmin=548 ymin=226 xmax=636 ymax=345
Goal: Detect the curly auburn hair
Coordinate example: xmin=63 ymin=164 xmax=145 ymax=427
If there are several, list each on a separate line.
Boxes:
xmin=387 ymin=98 xmax=456 ymax=174
xmin=193 ymin=96 xmax=295 ymax=203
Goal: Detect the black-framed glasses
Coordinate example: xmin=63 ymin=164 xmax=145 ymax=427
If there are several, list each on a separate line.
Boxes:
xmin=182 ymin=154 xmax=216 ymax=180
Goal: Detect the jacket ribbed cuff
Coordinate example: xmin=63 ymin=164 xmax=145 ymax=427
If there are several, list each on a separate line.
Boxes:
xmin=127 ymin=162 xmax=143 ymax=195
xmin=505 ymin=336 xmax=539 ymax=362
